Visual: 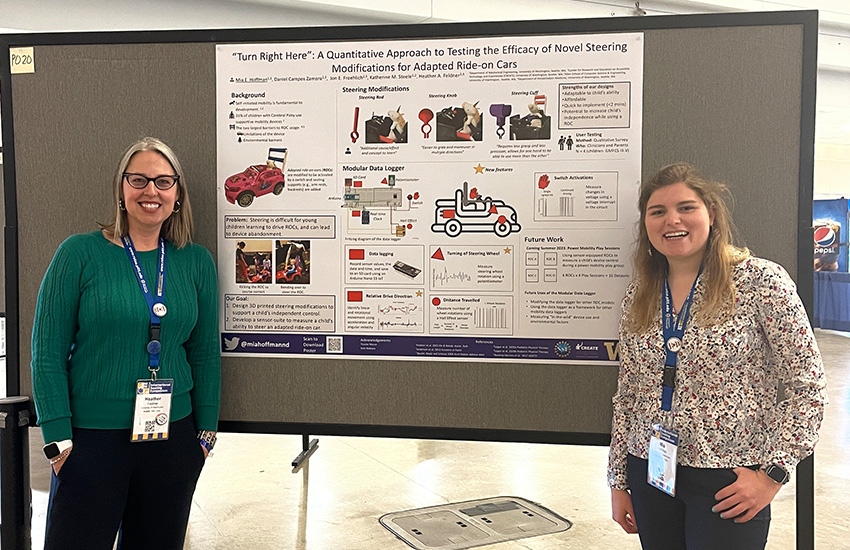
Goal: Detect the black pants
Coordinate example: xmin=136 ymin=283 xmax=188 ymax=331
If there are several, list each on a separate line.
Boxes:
xmin=627 ymin=454 xmax=770 ymax=550
xmin=44 ymin=415 xmax=206 ymax=550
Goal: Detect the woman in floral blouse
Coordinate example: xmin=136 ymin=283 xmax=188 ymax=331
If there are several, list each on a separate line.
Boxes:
xmin=608 ymin=162 xmax=826 ymax=549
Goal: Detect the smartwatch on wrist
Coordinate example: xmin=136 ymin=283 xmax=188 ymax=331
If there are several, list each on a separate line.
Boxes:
xmin=43 ymin=439 xmax=73 ymax=461
xmin=763 ymin=464 xmax=790 ymax=485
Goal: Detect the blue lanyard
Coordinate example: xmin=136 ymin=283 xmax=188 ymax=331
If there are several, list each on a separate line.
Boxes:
xmin=122 ymin=235 xmax=167 ymax=378
xmin=660 ymin=271 xmax=700 ymax=411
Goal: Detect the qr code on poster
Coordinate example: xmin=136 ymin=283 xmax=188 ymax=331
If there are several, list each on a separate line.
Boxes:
xmin=326 ymin=336 xmax=343 ymax=353
xmin=145 ymin=420 xmax=155 ymax=433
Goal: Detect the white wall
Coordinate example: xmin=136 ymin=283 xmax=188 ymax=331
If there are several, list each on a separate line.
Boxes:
xmin=814 ymin=68 xmax=850 ymax=198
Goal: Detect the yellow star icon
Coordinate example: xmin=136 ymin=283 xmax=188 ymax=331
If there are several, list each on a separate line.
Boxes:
xmin=474 ymin=164 xmax=485 ymax=174
xmin=416 ymin=290 xmax=423 ymax=297
xmin=504 ymin=247 xmax=512 ymax=254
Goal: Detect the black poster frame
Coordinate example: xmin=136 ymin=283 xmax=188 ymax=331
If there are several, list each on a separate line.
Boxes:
xmin=1 ymin=10 xmax=818 ymax=549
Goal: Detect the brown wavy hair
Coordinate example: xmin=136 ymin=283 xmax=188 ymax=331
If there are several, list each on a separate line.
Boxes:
xmin=626 ymin=162 xmax=749 ymax=333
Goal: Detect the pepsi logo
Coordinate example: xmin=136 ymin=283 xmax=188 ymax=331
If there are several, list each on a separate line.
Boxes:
xmin=814 ymin=226 xmax=836 ymax=247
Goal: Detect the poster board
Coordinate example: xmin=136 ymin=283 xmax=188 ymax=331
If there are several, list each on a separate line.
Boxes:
xmin=1 ymin=11 xmax=816 ymax=442
xmin=214 ymin=33 xmax=644 ymax=364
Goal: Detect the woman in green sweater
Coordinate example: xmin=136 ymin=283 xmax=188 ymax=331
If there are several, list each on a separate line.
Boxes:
xmin=31 ymin=137 xmax=221 ymax=550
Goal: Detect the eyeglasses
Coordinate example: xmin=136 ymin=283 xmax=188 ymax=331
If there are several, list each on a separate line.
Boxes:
xmin=123 ymin=173 xmax=179 ymax=190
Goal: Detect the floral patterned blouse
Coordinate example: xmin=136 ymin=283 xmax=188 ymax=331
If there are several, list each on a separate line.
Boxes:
xmin=607 ymin=256 xmax=827 ymax=491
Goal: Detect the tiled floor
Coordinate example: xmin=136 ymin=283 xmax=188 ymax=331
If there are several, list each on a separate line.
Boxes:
xmin=18 ymin=329 xmax=850 ymax=549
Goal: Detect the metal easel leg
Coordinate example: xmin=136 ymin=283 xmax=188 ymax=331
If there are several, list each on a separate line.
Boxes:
xmin=291 ymin=434 xmax=319 ymax=470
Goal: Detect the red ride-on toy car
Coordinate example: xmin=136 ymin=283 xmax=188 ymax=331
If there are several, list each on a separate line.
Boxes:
xmin=276 ymin=263 xmax=303 ymax=283
xmin=224 ymin=148 xmax=288 ymax=207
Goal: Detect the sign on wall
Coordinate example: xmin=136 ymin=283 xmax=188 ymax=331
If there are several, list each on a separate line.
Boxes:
xmin=813 ymin=198 xmax=848 ymax=272
xmin=216 ymin=32 xmax=644 ymax=362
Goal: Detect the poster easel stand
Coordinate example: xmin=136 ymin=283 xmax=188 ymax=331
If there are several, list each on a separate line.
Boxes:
xmin=291 ymin=434 xmax=319 ymax=470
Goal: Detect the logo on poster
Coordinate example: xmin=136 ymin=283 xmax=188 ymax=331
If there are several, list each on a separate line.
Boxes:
xmin=555 ymin=341 xmax=572 ymax=357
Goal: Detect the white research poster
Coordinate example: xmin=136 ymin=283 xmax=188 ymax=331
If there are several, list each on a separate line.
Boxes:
xmin=216 ymin=32 xmax=643 ymax=363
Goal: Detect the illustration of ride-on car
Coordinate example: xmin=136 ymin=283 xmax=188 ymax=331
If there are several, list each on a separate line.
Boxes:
xmin=431 ymin=182 xmax=521 ymax=238
xmin=224 ymin=148 xmax=288 ymax=207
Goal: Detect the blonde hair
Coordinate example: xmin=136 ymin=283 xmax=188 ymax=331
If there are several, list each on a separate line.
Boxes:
xmin=626 ymin=162 xmax=749 ymax=333
xmin=99 ymin=137 xmax=194 ymax=248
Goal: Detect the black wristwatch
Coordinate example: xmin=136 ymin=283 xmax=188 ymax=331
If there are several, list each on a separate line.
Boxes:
xmin=43 ymin=439 xmax=73 ymax=460
xmin=763 ymin=464 xmax=790 ymax=485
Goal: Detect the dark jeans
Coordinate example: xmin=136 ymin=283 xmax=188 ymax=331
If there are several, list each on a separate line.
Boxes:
xmin=627 ymin=454 xmax=771 ymax=550
xmin=44 ymin=415 xmax=206 ymax=550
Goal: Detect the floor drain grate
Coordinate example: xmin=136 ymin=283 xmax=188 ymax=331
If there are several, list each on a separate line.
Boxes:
xmin=380 ymin=496 xmax=572 ymax=549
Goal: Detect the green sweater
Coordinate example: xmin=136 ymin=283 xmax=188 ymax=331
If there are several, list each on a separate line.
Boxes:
xmin=31 ymin=230 xmax=221 ymax=443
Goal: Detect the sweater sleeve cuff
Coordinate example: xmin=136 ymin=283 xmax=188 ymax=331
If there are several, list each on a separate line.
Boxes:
xmin=607 ymin=469 xmax=629 ymax=491
xmin=40 ymin=417 xmax=73 ymax=444
xmin=193 ymin=406 xmax=219 ymax=432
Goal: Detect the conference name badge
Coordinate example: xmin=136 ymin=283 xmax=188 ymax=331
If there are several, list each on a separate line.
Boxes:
xmin=647 ymin=424 xmax=679 ymax=497
xmin=131 ymin=379 xmax=173 ymax=442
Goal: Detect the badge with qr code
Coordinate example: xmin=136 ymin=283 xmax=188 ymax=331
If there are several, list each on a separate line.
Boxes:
xmin=131 ymin=379 xmax=173 ymax=442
